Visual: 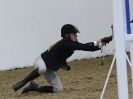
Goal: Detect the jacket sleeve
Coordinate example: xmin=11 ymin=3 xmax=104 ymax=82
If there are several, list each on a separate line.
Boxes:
xmin=64 ymin=41 xmax=101 ymax=51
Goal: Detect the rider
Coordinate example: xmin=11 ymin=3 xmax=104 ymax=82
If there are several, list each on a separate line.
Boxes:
xmin=12 ymin=24 xmax=112 ymax=94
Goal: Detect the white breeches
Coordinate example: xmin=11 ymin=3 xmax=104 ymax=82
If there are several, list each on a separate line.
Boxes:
xmin=33 ymin=56 xmax=63 ymax=92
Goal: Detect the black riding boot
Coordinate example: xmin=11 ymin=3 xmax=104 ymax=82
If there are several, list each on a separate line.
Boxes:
xmin=13 ymin=69 xmax=40 ymax=91
xmin=22 ymin=81 xmax=53 ymax=94
xmin=36 ymin=86 xmax=53 ymax=93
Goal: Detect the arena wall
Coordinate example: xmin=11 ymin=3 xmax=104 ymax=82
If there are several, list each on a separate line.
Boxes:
xmin=0 ymin=0 xmax=132 ymax=71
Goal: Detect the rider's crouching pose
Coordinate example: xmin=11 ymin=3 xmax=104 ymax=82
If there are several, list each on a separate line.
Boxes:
xmin=12 ymin=24 xmax=113 ymax=94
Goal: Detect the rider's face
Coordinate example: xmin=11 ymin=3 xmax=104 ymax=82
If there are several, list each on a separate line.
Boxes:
xmin=69 ymin=33 xmax=78 ymax=42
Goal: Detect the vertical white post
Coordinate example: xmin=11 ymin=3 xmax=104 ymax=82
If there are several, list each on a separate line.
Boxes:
xmin=112 ymin=0 xmax=129 ymax=99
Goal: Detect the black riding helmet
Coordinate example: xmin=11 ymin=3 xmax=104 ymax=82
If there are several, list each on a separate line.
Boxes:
xmin=61 ymin=24 xmax=80 ymax=37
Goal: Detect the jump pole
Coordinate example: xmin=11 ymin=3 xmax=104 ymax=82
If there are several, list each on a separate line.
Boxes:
xmin=112 ymin=0 xmax=129 ymax=98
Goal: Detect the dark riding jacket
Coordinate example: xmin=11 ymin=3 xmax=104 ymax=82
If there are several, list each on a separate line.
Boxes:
xmin=41 ymin=38 xmax=101 ymax=71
